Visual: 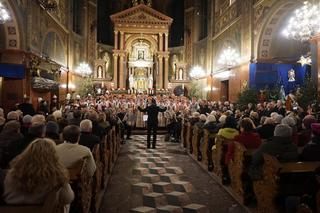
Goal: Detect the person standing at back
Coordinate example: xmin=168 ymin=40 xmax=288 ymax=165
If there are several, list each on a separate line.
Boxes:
xmin=138 ymin=98 xmax=167 ymax=149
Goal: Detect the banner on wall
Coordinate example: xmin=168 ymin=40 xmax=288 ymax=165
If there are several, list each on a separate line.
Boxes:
xmin=0 ymin=64 xmax=25 ymax=79
xmin=249 ymin=63 xmax=309 ymax=95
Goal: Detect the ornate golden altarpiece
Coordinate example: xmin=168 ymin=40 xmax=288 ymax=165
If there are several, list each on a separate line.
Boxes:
xmin=110 ymin=3 xmax=173 ymax=91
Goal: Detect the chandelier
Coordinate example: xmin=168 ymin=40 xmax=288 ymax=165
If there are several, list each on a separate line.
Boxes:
xmin=38 ymin=0 xmax=58 ymax=11
xmin=75 ymin=62 xmax=92 ymax=77
xmin=189 ymin=66 xmax=206 ymax=79
xmin=217 ymin=47 xmax=241 ymax=67
xmin=283 ymin=1 xmax=320 ymax=41
xmin=0 ymin=2 xmax=10 ymax=24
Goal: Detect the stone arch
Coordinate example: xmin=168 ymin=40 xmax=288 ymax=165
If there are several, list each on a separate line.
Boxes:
xmin=256 ymin=1 xmax=304 ymax=60
xmin=125 ymin=34 xmax=158 ymax=53
xmin=1 ymin=0 xmax=24 ymax=50
xmin=41 ymin=30 xmax=67 ymax=66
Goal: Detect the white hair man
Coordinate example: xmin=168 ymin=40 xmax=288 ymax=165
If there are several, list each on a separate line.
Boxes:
xmin=78 ymin=119 xmax=100 ymax=151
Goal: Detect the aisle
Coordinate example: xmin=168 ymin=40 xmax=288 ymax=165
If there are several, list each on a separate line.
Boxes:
xmin=99 ymin=135 xmax=246 ymax=213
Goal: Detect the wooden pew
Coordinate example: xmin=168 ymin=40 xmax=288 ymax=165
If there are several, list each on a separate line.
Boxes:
xmin=69 ymin=158 xmax=92 ymax=213
xmin=186 ymin=123 xmax=193 ymax=154
xmin=91 ymin=144 xmax=102 ymax=213
xmin=253 ymin=154 xmax=320 ymax=213
xmin=192 ymin=125 xmax=200 ymax=160
xmin=228 ymin=142 xmax=254 ymax=204
xmin=213 ymin=136 xmax=232 ymax=178
xmin=181 ymin=119 xmax=186 ymax=148
xmin=201 ymin=130 xmax=209 ymax=166
xmin=100 ymin=134 xmax=110 ymax=189
xmin=0 ymin=188 xmax=62 ymax=213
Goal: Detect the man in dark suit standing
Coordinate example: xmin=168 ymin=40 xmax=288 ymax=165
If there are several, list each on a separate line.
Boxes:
xmin=138 ymin=98 xmax=167 ymax=149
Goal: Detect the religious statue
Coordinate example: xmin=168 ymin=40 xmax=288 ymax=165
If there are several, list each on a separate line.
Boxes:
xmin=148 ymin=74 xmax=153 ymax=89
xmin=288 ymin=69 xmax=296 ymax=82
xmin=172 ymin=54 xmax=178 ymax=79
xmin=178 ymin=68 xmax=183 ymax=80
xmin=103 ymin=52 xmax=110 ymax=72
xmin=129 ymin=74 xmax=135 ymax=89
xmin=138 ymin=50 xmax=144 ymax=60
xmin=97 ymin=66 xmax=103 ymax=78
xmin=279 ymin=85 xmax=286 ymax=101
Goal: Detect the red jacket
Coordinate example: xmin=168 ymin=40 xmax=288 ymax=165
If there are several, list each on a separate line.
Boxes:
xmin=225 ymin=131 xmax=262 ymax=165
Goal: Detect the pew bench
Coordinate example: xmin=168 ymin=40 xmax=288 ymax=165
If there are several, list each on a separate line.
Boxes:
xmin=254 ymin=154 xmax=320 ymax=212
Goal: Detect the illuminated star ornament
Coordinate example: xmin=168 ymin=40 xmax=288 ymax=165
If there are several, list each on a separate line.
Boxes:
xmin=298 ymin=55 xmax=312 ymax=66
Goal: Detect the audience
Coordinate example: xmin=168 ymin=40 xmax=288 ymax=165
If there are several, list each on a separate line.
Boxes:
xmin=249 ymin=124 xmax=298 ymax=180
xmin=3 ymin=138 xmax=74 ymax=208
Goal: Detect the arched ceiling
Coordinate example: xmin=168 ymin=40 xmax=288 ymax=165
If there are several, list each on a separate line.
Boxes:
xmin=98 ymin=0 xmax=184 ymax=47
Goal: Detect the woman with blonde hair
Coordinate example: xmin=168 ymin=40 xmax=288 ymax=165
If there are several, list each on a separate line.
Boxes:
xmin=3 ymin=138 xmax=74 ymax=211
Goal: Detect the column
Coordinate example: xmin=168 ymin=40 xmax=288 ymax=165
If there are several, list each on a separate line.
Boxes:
xmin=164 ymin=57 xmax=169 ymax=89
xmin=114 ymin=31 xmax=119 ymax=49
xmin=158 ymin=56 xmax=163 ymax=89
xmin=113 ymin=54 xmax=118 ymax=88
xmin=311 ymin=34 xmax=320 ymax=91
xmin=159 ymin=33 xmax=163 ymax=51
xmin=120 ymin=31 xmax=124 ymax=50
xmin=119 ymin=54 xmax=125 ymax=89
xmin=164 ymin=33 xmax=169 ymax=51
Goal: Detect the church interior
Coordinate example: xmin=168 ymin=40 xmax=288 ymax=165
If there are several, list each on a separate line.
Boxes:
xmin=1 ymin=0 xmax=320 ymax=212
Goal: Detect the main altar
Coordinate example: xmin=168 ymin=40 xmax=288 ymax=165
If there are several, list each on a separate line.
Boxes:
xmin=110 ymin=2 xmax=173 ymax=91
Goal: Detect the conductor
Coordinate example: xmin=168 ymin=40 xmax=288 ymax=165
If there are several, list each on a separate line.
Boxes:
xmin=138 ymin=98 xmax=167 ymax=149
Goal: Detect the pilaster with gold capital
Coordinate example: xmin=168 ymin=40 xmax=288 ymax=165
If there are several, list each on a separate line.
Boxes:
xmin=113 ymin=53 xmax=119 ymax=88
xmin=158 ymin=33 xmax=163 ymax=51
xmin=120 ymin=31 xmax=125 ymax=50
xmin=114 ymin=31 xmax=119 ymax=50
xmin=164 ymin=33 xmax=169 ymax=51
xmin=119 ymin=53 xmax=125 ymax=88
xmin=164 ymin=55 xmax=169 ymax=89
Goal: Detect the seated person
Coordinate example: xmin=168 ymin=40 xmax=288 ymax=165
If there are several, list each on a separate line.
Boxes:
xmin=194 ymin=114 xmax=207 ymax=161
xmin=257 ymin=117 xmax=275 ymax=140
xmin=282 ymin=116 xmax=298 ymax=145
xmin=217 ymin=116 xmax=239 ymax=140
xmin=68 ymin=110 xmax=82 ymax=126
xmin=56 ymin=125 xmax=96 ymax=177
xmin=0 ymin=121 xmax=24 ymax=169
xmin=217 ymin=116 xmax=239 ymax=184
xmin=300 ymin=123 xmax=320 ymax=161
xmin=298 ymin=115 xmax=317 ymax=147
xmin=45 ymin=121 xmax=61 ymax=144
xmin=20 ymin=122 xmax=46 ymax=154
xmin=79 ymin=119 xmax=100 ymax=151
xmin=204 ymin=115 xmax=218 ymax=171
xmin=88 ymin=112 xmax=107 ymax=139
xmin=3 ymin=138 xmax=74 ymax=209
xmin=225 ymin=118 xmax=261 ymax=165
xmin=249 ymin=124 xmax=298 ymax=180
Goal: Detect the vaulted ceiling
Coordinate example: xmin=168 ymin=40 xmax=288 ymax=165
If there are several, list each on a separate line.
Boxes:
xmin=98 ymin=0 xmax=184 ymax=47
